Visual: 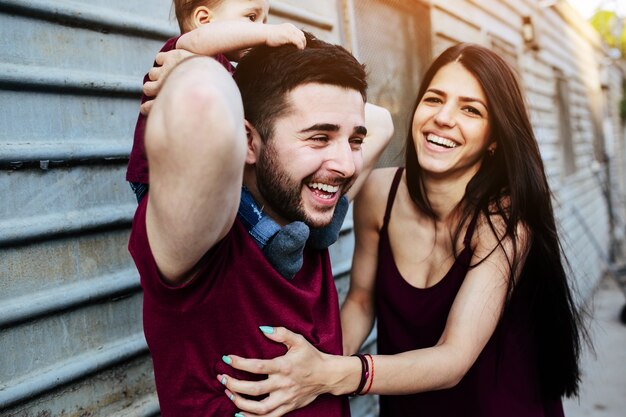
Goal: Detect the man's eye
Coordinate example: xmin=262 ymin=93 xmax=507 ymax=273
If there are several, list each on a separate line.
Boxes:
xmin=350 ymin=137 xmax=364 ymax=146
xmin=311 ymin=136 xmax=329 ymax=142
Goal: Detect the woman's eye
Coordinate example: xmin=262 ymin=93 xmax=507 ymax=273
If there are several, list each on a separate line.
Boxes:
xmin=247 ymin=14 xmax=257 ymax=22
xmin=423 ymin=96 xmax=442 ymax=104
xmin=464 ymin=106 xmax=482 ymax=116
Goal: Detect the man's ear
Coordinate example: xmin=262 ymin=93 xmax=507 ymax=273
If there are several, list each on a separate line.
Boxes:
xmin=245 ymin=120 xmax=262 ymax=164
xmin=191 ymin=6 xmax=213 ymax=28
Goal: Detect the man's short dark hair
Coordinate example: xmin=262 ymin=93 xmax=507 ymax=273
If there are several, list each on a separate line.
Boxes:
xmin=233 ymin=31 xmax=367 ymax=141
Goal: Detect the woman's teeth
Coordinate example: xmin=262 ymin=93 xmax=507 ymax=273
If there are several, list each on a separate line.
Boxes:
xmin=427 ymin=134 xmax=458 ymax=148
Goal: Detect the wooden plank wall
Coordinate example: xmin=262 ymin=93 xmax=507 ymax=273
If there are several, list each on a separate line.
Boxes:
xmin=605 ymin=63 xmax=626 ymax=256
xmin=430 ymin=0 xmax=617 ymax=298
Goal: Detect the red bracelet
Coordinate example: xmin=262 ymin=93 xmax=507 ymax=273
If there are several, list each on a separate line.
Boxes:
xmin=350 ymin=353 xmax=369 ymax=396
xmin=361 ymin=354 xmax=375 ymax=395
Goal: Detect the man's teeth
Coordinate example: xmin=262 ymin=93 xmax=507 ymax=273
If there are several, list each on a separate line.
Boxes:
xmin=309 ymin=183 xmax=339 ymax=193
xmin=427 ymin=134 xmax=458 ymax=148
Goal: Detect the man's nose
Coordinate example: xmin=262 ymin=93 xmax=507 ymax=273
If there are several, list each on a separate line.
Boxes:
xmin=326 ymin=140 xmax=357 ymax=178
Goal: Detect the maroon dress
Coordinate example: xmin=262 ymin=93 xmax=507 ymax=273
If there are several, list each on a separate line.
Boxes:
xmin=375 ymin=168 xmax=564 ymax=417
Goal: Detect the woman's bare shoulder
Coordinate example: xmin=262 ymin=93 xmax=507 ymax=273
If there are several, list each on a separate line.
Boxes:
xmin=357 ymin=167 xmax=402 ymax=203
xmin=354 ymin=167 xmax=404 ymax=227
xmin=472 ymin=200 xmax=531 ymax=267
xmin=364 ymin=167 xmax=402 ymax=190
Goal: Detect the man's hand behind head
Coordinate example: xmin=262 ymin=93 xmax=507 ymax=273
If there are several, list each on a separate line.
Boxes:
xmin=140 ymin=49 xmax=196 ymax=115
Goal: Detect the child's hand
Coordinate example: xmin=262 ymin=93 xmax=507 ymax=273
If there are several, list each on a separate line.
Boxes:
xmin=141 ymin=49 xmax=195 ymax=115
xmin=266 ymin=23 xmax=306 ymax=49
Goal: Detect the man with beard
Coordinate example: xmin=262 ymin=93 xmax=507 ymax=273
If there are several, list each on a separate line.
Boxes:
xmin=128 ymin=32 xmax=392 ymax=417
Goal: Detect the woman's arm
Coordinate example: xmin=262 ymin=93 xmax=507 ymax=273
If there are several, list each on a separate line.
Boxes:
xmin=341 ymin=169 xmax=391 ymax=355
xmin=221 ymin=217 xmax=529 ymax=416
xmin=364 ymin=219 xmax=530 ymax=394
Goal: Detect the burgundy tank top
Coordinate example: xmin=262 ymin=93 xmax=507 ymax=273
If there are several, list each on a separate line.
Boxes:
xmin=375 ymin=168 xmax=564 ymax=417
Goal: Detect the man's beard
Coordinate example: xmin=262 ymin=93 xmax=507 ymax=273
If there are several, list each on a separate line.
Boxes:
xmin=256 ymin=141 xmax=352 ymax=228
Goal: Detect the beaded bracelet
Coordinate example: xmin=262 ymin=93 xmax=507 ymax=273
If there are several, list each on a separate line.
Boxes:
xmin=349 ymin=353 xmax=369 ymax=397
xmin=361 ymin=354 xmax=375 ymax=395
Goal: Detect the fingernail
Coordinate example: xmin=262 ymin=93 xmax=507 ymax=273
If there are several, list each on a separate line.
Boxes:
xmin=222 ymin=355 xmax=232 ymax=365
xmin=259 ymin=326 xmax=274 ymax=334
xmin=226 ymin=389 xmax=234 ymax=401
xmin=234 ymin=413 xmax=245 ymax=417
xmin=220 ymin=376 xmax=227 ymax=385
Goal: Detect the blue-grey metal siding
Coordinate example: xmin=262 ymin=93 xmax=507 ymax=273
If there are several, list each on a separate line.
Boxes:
xmin=0 ymin=1 xmax=359 ymax=415
xmin=0 ymin=0 xmax=176 ymax=414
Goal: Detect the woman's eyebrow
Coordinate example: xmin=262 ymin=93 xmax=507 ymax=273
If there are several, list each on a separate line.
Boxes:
xmin=427 ymin=88 xmax=487 ymax=108
xmin=459 ymin=96 xmax=487 ymax=108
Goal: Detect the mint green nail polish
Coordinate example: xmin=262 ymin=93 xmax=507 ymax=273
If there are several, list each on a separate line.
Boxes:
xmin=259 ymin=326 xmax=274 ymax=334
xmin=221 ymin=376 xmax=227 ymax=385
xmin=229 ymin=394 xmax=235 ymax=401
xmin=234 ymin=413 xmax=244 ymax=417
xmin=222 ymin=355 xmax=232 ymax=365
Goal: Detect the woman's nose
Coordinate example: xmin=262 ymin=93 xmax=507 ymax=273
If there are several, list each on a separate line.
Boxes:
xmin=434 ymin=104 xmax=456 ymax=128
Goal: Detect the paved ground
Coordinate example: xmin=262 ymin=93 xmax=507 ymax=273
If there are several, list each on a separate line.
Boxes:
xmin=563 ymin=275 xmax=626 ymax=417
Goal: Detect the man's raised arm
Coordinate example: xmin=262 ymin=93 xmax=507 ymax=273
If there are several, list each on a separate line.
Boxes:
xmin=144 ymin=57 xmax=247 ymax=283
xmin=346 ymin=102 xmax=394 ymax=202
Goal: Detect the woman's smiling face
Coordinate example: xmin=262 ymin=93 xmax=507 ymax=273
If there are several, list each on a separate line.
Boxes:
xmin=412 ymin=61 xmax=493 ymax=181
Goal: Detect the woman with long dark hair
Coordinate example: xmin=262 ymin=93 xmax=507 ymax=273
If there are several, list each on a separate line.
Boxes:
xmin=219 ymin=43 xmax=586 ymax=416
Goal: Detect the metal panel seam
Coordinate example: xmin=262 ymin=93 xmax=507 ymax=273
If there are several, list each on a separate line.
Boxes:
xmin=0 ymin=334 xmax=149 ymax=409
xmin=0 ymin=269 xmax=140 ymax=328
xmin=0 ymin=139 xmax=131 ymax=164
xmin=0 ymin=63 xmax=141 ymax=95
xmin=0 ymin=0 xmax=176 ymax=38
xmin=332 ymin=259 xmax=352 ymax=277
xmin=0 ymin=204 xmax=136 ymax=247
xmin=106 ymin=393 xmax=160 ymax=417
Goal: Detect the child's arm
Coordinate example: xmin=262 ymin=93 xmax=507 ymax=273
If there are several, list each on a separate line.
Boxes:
xmin=139 ymin=22 xmax=305 ymax=115
xmin=176 ymin=21 xmax=305 ymax=56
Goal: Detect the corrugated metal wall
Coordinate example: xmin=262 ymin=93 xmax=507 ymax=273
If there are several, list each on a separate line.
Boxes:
xmin=0 ymin=0 xmax=174 ymax=415
xmin=0 ymin=0 xmax=367 ymax=415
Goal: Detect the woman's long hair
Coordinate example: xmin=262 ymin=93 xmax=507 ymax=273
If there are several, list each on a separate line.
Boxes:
xmin=405 ymin=43 xmax=584 ymax=398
